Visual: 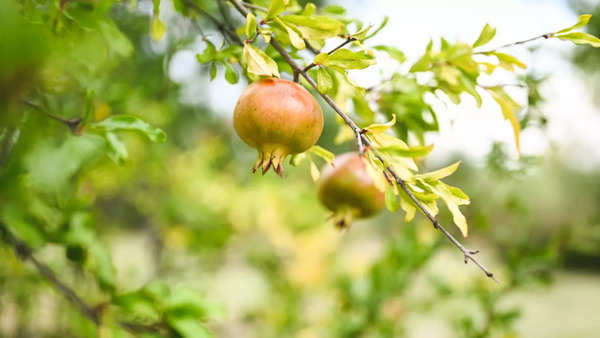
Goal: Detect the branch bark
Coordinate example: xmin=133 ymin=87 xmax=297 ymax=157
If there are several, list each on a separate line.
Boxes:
xmin=0 ymin=222 xmax=169 ymax=333
xmin=225 ymin=0 xmax=498 ymax=282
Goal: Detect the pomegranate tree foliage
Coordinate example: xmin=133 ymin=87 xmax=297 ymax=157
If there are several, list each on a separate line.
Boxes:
xmin=0 ymin=0 xmax=599 ymax=336
xmin=195 ymin=1 xmax=598 ymax=238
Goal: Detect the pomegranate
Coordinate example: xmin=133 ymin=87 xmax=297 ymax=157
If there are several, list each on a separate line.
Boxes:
xmin=234 ymin=77 xmax=323 ymax=177
xmin=318 ymin=152 xmax=385 ymax=228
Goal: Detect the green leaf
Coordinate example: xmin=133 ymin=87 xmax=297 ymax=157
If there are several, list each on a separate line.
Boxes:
xmin=281 ymin=15 xmax=344 ymax=40
xmin=459 ymin=73 xmax=482 ymax=107
xmin=351 ymin=24 xmax=372 ymax=41
xmin=352 ymin=95 xmax=375 ymax=124
xmin=385 ymin=185 xmax=400 ymax=212
xmin=274 ymin=17 xmax=305 ymax=49
xmin=409 ymin=53 xmax=432 ymax=72
xmin=196 ymin=41 xmax=216 ymax=63
xmin=322 ymin=4 xmax=346 ymax=15
xmin=308 ymin=145 xmax=334 ymax=163
xmin=267 ymin=0 xmax=288 ymax=19
xmin=473 ymin=23 xmax=496 ymax=48
xmin=301 ymin=3 xmax=316 ymax=16
xmin=210 ymin=62 xmax=217 ymax=80
xmin=150 ymin=17 xmax=166 ymax=41
xmin=223 ymin=63 xmax=239 ymax=84
xmin=365 ymin=114 xmax=396 ymax=134
xmin=556 ymin=14 xmax=592 ymax=34
xmin=166 ymin=316 xmax=211 ymax=338
xmin=98 ymin=20 xmax=134 ymax=57
xmin=244 ymin=13 xmax=257 ymax=39
xmin=316 ymin=66 xmax=333 ymax=93
xmin=242 ymin=43 xmax=280 ymax=77
xmin=426 ymin=181 xmax=470 ymax=237
xmin=415 ymin=161 xmax=461 ymax=181
xmin=378 ymin=144 xmax=434 ymax=158
xmin=91 ymin=115 xmax=167 ymax=143
xmin=104 ymin=132 xmax=128 ymax=164
xmin=555 ymin=32 xmax=600 ymax=48
xmin=325 ymin=49 xmax=376 ymax=70
xmin=397 ymin=189 xmax=416 ymax=222
xmin=373 ymin=45 xmax=406 ymax=63
xmin=487 ymin=87 xmax=521 ymax=153
xmin=364 ymin=16 xmax=389 ymax=41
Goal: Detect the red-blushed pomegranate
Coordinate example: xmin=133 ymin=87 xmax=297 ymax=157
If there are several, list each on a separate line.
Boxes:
xmin=234 ymin=77 xmax=324 ymax=177
xmin=318 ymin=152 xmax=385 ymax=229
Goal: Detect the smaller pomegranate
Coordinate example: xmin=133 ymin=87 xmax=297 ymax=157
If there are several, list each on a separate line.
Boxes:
xmin=233 ymin=77 xmax=324 ymax=177
xmin=318 ymin=152 xmax=385 ymax=229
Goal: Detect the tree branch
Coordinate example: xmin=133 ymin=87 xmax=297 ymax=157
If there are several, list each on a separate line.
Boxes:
xmin=22 ymin=100 xmax=82 ymax=133
xmin=184 ymin=0 xmax=243 ymax=46
xmin=302 ymin=36 xmax=357 ymax=73
xmin=0 ymin=222 xmax=169 ymax=333
xmin=474 ymin=33 xmax=553 ymax=54
xmin=227 ymin=0 xmax=497 ymax=282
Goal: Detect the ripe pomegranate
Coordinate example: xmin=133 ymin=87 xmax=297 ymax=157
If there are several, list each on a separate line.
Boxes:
xmin=234 ymin=77 xmax=323 ymax=177
xmin=318 ymin=152 xmax=385 ymax=228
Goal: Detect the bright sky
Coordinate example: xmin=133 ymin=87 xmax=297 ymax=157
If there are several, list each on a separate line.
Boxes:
xmin=168 ymin=0 xmax=600 ymax=170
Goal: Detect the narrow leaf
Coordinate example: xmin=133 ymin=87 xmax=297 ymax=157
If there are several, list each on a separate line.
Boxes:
xmin=556 ymin=14 xmax=592 ymax=34
xmin=243 ymin=43 xmax=280 ymax=77
xmin=91 ymin=115 xmax=167 ymax=143
xmin=555 ymin=32 xmax=600 ymax=47
xmin=473 ymin=23 xmax=496 ymax=48
xmin=245 ymin=13 xmax=257 ymax=39
xmin=385 ymin=185 xmax=400 ymax=212
xmin=365 ymin=114 xmax=396 ymax=134
xmin=415 ymin=161 xmax=461 ymax=181
xmin=378 ymin=144 xmax=434 ymax=158
xmin=309 ymin=145 xmax=335 ymax=163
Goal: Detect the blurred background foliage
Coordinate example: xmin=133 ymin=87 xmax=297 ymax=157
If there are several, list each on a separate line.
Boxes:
xmin=1 ymin=0 xmax=600 ymax=337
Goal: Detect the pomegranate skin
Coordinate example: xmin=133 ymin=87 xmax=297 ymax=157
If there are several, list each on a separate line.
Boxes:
xmin=234 ymin=77 xmax=323 ymax=177
xmin=318 ymin=152 xmax=385 ymax=228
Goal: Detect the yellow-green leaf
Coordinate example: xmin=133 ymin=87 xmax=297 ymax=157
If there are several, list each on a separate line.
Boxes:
xmin=309 ymin=145 xmax=334 ymax=163
xmin=150 ymin=17 xmax=166 ymax=41
xmin=274 ymin=17 xmax=305 ymax=49
xmin=325 ymin=48 xmax=376 ymax=70
xmin=378 ymin=144 xmax=434 ymax=158
xmin=243 ymin=43 xmax=280 ymax=77
xmin=415 ymin=161 xmax=461 ymax=181
xmin=473 ymin=23 xmax=496 ymax=48
xmin=555 ymin=32 xmax=600 ymax=48
xmin=365 ymin=114 xmax=396 ymax=134
xmin=267 ymin=0 xmax=288 ymax=19
xmin=309 ymin=160 xmax=320 ymax=181
xmin=556 ymin=14 xmax=593 ymax=34
xmin=490 ymin=52 xmax=527 ymax=71
xmin=281 ymin=15 xmax=344 ymax=40
xmin=364 ymin=157 xmax=388 ymax=192
xmin=426 ymin=181 xmax=470 ymax=237
xmin=487 ymin=87 xmax=521 ymax=153
xmin=398 ymin=189 xmax=416 ymax=222
xmin=385 ymin=185 xmax=400 ymax=212
xmin=245 ymin=13 xmax=257 ymax=39
xmin=316 ymin=67 xmax=333 ymax=93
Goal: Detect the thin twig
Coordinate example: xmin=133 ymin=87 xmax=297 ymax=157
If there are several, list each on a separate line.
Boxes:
xmin=185 ymin=0 xmax=243 ymax=46
xmin=226 ymin=0 xmax=497 ymax=282
xmin=22 ymin=100 xmax=82 ymax=133
xmin=474 ymin=33 xmax=553 ymax=54
xmin=302 ymin=37 xmax=356 ymax=73
xmin=0 ymin=222 xmax=169 ymax=332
